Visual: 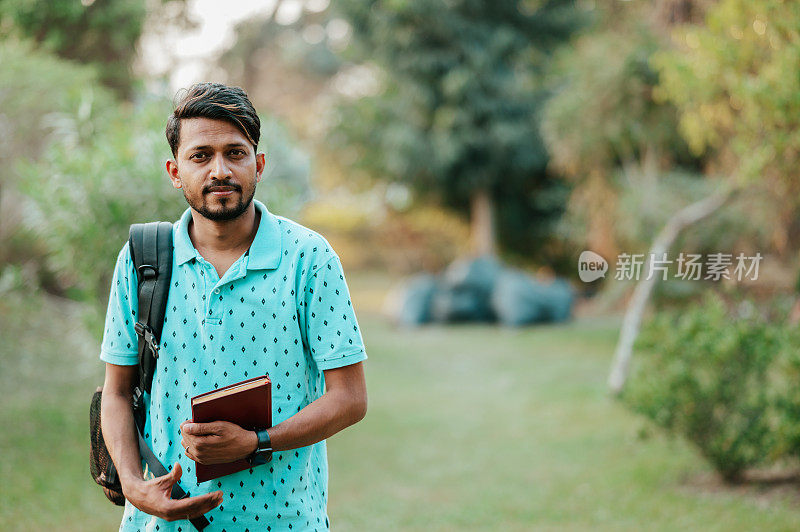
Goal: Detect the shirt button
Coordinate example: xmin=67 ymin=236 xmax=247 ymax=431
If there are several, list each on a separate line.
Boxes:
xmin=214 ymin=289 xmax=220 ymax=294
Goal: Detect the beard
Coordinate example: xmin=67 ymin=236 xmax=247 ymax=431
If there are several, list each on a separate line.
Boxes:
xmin=184 ymin=181 xmax=257 ymax=222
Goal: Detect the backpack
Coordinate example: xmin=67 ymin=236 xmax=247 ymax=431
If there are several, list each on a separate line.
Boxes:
xmin=89 ymin=222 xmax=209 ymax=531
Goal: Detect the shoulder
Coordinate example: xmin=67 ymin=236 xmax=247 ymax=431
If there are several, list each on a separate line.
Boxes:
xmin=107 ymin=239 xmax=138 ymax=297
xmin=274 ymin=214 xmax=338 ymax=269
xmin=113 ymin=239 xmax=134 ymax=270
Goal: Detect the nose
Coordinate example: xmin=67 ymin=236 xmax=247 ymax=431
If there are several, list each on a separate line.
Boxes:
xmin=209 ymin=153 xmax=232 ymax=180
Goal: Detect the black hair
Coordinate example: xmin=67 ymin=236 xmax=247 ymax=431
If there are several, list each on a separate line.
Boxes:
xmin=166 ymin=82 xmax=260 ymax=157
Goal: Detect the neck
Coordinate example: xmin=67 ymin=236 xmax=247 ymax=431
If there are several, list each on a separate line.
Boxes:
xmin=187 ymin=202 xmax=260 ymax=254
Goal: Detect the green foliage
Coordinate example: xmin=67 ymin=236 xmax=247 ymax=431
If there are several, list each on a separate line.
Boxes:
xmin=18 ymin=98 xmax=182 ymax=307
xmin=0 ymin=0 xmax=148 ymax=96
xmin=258 ymin=119 xmax=313 ymax=215
xmin=654 ymin=0 xmax=800 ymax=187
xmin=770 ymin=325 xmax=800 ymax=460
xmin=0 ymin=40 xmax=116 ymax=273
xmin=224 ymin=8 xmax=343 ymax=81
xmin=624 ymin=292 xmax=792 ymax=481
xmin=538 ymin=6 xmax=717 ymax=262
xmin=332 ymin=0 xmax=583 ymax=257
xmin=18 ymin=95 xmax=311 ymax=314
xmin=557 ymin=167 xmax=776 ymax=259
xmin=542 ymin=26 xmax=691 ymax=179
xmin=0 ymin=40 xmax=111 ymax=170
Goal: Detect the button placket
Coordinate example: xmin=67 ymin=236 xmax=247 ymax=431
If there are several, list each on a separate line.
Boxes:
xmin=207 ymin=253 xmax=248 ymax=326
xmin=198 ymin=258 xmax=223 ymax=326
xmin=205 ymin=288 xmax=224 ymax=326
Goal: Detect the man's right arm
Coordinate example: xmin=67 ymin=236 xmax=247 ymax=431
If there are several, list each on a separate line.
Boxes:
xmin=101 ymin=362 xmax=143 ymax=490
xmin=101 ymin=362 xmax=224 ymax=521
xmin=100 ymin=241 xmax=223 ymax=521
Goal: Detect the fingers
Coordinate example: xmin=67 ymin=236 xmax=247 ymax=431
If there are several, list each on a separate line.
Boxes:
xmin=129 ymin=462 xmax=222 ymax=522
xmin=184 ymin=446 xmax=198 ymax=463
xmin=163 ymin=490 xmax=224 ymax=521
xmin=181 ymin=421 xmax=219 ymax=436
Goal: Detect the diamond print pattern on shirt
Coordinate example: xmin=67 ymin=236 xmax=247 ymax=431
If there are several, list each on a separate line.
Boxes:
xmin=100 ymin=200 xmax=366 ymax=531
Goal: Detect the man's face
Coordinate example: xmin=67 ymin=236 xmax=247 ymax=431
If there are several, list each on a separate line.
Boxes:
xmin=166 ymin=118 xmax=265 ymax=222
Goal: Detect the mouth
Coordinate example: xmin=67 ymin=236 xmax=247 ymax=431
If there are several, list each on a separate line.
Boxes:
xmin=206 ymin=185 xmax=240 ymax=197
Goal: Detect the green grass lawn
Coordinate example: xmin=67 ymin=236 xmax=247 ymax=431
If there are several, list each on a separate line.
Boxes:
xmin=1 ymin=275 xmax=799 ymax=531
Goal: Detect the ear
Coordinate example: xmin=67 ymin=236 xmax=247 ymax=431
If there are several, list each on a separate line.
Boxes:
xmin=255 ymin=152 xmax=266 ymax=184
xmin=166 ymin=159 xmax=182 ymax=189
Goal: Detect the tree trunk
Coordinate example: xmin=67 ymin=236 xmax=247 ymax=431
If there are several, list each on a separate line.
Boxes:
xmin=608 ymin=185 xmax=738 ymax=395
xmin=584 ymin=168 xmax=619 ymax=262
xmin=470 ymin=188 xmax=496 ymax=256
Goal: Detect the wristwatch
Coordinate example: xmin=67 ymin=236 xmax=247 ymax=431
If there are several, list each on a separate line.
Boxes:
xmin=248 ymin=428 xmax=273 ymax=466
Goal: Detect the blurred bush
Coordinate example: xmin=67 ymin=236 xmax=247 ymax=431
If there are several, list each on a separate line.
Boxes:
xmin=17 ymin=96 xmax=182 ymax=307
xmin=541 ymin=14 xmax=705 ymax=266
xmin=624 ymin=292 xmax=799 ymax=481
xmin=3 ymin=40 xmax=310 ymax=327
xmin=301 ymin=198 xmax=469 ymax=272
xmin=0 ymin=40 xmax=116 ymax=286
xmin=0 ymin=40 xmax=110 ymax=166
xmin=18 ymin=99 xmax=310 ymax=316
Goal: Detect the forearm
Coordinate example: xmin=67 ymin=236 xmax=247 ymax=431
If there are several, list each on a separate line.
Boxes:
xmin=101 ymin=375 xmax=224 ymax=520
xmin=268 ymin=388 xmax=367 ymax=452
xmin=100 ymin=389 xmax=144 ymax=488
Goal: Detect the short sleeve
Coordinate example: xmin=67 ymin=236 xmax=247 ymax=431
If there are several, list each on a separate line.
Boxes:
xmin=303 ymin=255 xmax=367 ymax=370
xmin=100 ymin=243 xmax=139 ymax=366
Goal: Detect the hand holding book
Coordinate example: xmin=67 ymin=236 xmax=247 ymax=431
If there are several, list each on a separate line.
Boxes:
xmin=185 ymin=375 xmax=272 ymax=482
xmin=179 ymin=419 xmax=258 ymax=465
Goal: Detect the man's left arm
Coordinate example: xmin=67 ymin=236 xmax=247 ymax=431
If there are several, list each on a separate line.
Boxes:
xmin=260 ymin=362 xmax=367 ymax=451
xmin=180 ymin=363 xmax=366 ymax=463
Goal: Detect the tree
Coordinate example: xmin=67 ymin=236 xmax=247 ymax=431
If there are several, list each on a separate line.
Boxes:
xmin=653 ymin=0 xmax=800 ymax=255
xmin=604 ymin=0 xmax=800 ymax=393
xmin=541 ymin=1 xmax=701 ymax=260
xmin=607 ymin=185 xmax=736 ymax=395
xmin=538 ymin=0 xmax=742 ymax=394
xmin=331 ymin=0 xmax=582 ymax=258
xmin=0 ymin=0 xmax=191 ymax=97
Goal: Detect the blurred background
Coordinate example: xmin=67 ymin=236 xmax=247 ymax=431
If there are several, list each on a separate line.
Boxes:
xmin=3 ymin=0 xmax=800 ymax=529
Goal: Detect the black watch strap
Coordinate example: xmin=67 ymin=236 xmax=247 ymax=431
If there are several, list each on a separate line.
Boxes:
xmin=248 ymin=429 xmax=272 ymax=466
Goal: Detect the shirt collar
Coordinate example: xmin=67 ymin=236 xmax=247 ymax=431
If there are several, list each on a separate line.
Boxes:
xmin=174 ymin=199 xmax=283 ymax=271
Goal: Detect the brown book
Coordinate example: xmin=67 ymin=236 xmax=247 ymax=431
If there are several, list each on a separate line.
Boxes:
xmin=190 ymin=374 xmax=271 ymax=483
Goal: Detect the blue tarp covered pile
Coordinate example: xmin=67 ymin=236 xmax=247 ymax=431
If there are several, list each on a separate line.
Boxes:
xmin=391 ymin=256 xmax=573 ymax=327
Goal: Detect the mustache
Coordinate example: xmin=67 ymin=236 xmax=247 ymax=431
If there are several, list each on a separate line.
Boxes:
xmin=204 ymin=182 xmax=242 ymax=193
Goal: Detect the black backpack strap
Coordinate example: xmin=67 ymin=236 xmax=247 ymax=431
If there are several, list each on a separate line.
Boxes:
xmin=129 ymin=222 xmax=173 ymax=394
xmin=128 ymin=222 xmax=209 ymax=531
xmin=136 ymin=431 xmax=209 ymax=530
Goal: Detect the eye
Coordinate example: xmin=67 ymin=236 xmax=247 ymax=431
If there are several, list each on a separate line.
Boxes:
xmin=190 ymin=152 xmax=208 ymax=161
xmin=229 ymin=149 xmax=245 ymax=157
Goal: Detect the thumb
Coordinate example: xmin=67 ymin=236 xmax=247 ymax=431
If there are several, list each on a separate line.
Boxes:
xmin=183 ymin=422 xmax=218 ymax=436
xmin=182 ymin=422 xmax=203 ymax=435
xmin=160 ymin=462 xmax=182 ymax=489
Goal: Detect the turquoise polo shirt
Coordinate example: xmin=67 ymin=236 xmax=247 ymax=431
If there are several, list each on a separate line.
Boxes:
xmin=100 ymin=199 xmax=367 ymax=532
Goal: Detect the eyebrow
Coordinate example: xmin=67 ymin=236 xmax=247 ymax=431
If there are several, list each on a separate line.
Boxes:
xmin=188 ymin=142 xmax=249 ymax=151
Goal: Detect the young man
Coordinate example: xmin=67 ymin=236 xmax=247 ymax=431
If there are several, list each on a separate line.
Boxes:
xmin=100 ymin=82 xmax=368 ymax=531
